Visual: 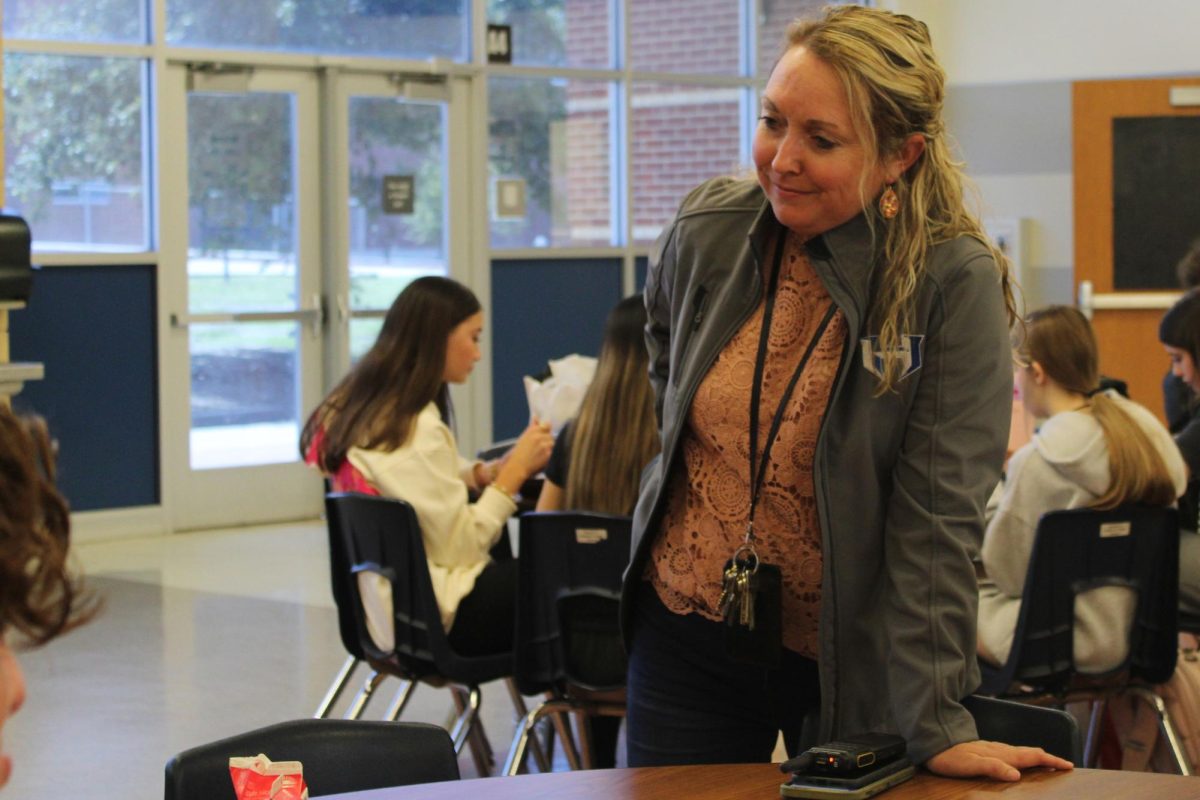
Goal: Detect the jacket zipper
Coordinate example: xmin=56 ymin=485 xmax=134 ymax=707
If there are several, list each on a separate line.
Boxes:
xmin=640 ymin=277 xmax=762 ymax=564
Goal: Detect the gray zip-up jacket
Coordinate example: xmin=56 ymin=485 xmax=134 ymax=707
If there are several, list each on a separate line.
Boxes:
xmin=621 ymin=177 xmax=1013 ymax=765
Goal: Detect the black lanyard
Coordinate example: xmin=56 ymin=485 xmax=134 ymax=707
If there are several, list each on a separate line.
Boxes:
xmin=746 ymin=235 xmax=837 ymax=540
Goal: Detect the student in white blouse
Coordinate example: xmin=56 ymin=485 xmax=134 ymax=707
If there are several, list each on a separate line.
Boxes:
xmin=301 ymin=276 xmax=553 ymax=656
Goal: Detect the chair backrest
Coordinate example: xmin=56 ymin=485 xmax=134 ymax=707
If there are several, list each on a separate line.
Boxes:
xmin=962 ymin=694 xmax=1082 ymax=763
xmin=324 ymin=493 xmax=368 ymax=662
xmin=325 ymin=492 xmax=511 ymax=685
xmin=513 ymin=511 xmax=632 ymax=696
xmin=164 ymin=718 xmax=458 ymax=800
xmin=1001 ymin=504 xmax=1179 ymax=690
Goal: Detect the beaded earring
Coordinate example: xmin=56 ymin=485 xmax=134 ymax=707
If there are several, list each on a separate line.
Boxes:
xmin=879 ymin=184 xmax=900 ymax=219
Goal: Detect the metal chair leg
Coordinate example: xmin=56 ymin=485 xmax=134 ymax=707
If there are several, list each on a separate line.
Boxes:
xmin=503 ymin=699 xmax=580 ymax=776
xmin=314 ymin=656 xmax=359 ymax=718
xmin=1083 ymin=698 xmax=1107 ymax=768
xmin=1128 ymin=686 xmax=1194 ymax=776
xmin=344 ymin=670 xmax=385 ymax=720
xmin=504 ymin=679 xmax=551 ymax=773
xmin=448 ymin=690 xmax=489 ymax=777
xmin=383 ymin=679 xmax=416 ymax=721
xmin=551 ymin=710 xmax=582 ymax=771
xmin=575 ymin=709 xmax=595 ymax=769
xmin=448 ymin=686 xmax=488 ymax=775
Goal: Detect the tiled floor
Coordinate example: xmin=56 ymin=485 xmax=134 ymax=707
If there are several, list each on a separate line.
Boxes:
xmin=10 ymin=521 xmax=573 ymax=799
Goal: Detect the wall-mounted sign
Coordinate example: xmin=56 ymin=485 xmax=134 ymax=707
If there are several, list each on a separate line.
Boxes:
xmin=487 ymin=24 xmax=512 ymax=64
xmin=382 ymin=175 xmax=414 ymax=215
xmin=494 ymin=178 xmax=526 ymax=219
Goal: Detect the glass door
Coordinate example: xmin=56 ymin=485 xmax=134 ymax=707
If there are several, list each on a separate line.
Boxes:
xmin=161 ymin=65 xmax=324 ymax=530
xmin=322 ymin=72 xmax=458 ymax=366
xmin=322 ymin=71 xmax=483 ymax=449
xmin=160 ymin=65 xmax=477 ymax=531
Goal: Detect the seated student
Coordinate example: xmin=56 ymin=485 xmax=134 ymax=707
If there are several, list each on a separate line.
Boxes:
xmin=1159 ymin=288 xmax=1200 ymax=617
xmin=301 ymin=276 xmax=553 ymax=656
xmin=978 ymin=306 xmax=1186 ymax=673
xmin=1164 ymin=241 xmax=1200 ymax=434
xmin=536 ymin=295 xmax=659 ymax=516
xmin=535 ymin=295 xmax=659 ymax=769
xmin=0 ymin=407 xmax=94 ymax=789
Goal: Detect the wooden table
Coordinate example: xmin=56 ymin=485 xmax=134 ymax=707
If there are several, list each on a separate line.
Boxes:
xmin=323 ymin=764 xmax=1200 ymax=800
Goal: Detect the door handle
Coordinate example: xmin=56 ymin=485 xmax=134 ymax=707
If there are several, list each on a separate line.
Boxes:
xmin=171 ymin=296 xmax=325 ymax=335
xmin=1077 ymin=280 xmax=1180 ymax=320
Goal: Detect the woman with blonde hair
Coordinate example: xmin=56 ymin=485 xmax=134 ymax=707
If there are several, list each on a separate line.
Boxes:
xmin=623 ymin=4 xmax=1069 ymax=779
xmin=978 ymin=306 xmax=1186 ymax=672
xmin=537 ymin=294 xmax=659 ymax=516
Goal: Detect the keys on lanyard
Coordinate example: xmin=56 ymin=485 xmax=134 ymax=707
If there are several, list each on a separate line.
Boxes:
xmin=718 ymin=543 xmax=760 ymax=630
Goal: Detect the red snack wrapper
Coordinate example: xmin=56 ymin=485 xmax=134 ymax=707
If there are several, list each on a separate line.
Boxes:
xmin=229 ymin=754 xmax=309 ymax=800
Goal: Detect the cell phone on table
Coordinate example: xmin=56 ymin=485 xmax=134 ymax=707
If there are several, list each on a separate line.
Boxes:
xmin=780 ymin=757 xmax=915 ymax=799
xmin=806 ymin=733 xmax=906 ymax=774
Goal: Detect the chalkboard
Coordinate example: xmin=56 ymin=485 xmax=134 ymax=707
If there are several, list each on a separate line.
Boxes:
xmin=1113 ymin=115 xmax=1200 ymax=290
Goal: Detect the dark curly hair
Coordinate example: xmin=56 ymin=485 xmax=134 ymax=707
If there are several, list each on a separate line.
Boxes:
xmin=0 ymin=407 xmax=94 ymax=646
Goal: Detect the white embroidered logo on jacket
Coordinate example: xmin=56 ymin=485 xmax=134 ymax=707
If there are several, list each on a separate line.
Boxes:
xmin=859 ymin=335 xmax=925 ymax=380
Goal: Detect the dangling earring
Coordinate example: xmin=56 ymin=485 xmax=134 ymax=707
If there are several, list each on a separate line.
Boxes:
xmin=879 ymin=184 xmax=900 ymax=219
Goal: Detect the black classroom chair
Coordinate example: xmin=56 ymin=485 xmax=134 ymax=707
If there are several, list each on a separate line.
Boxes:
xmin=976 ymin=504 xmax=1188 ymax=770
xmin=164 ymin=718 xmax=457 ymax=800
xmin=963 ymin=694 xmax=1082 ymax=763
xmin=503 ymin=511 xmax=631 ymax=775
xmin=317 ymin=492 xmax=543 ymax=776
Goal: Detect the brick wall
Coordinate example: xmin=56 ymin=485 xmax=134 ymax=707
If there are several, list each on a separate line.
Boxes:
xmin=559 ymin=0 xmax=836 ymax=244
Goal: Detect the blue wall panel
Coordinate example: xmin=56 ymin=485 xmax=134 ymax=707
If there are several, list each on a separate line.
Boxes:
xmin=10 ymin=265 xmax=158 ymax=511
xmin=490 ymin=258 xmax=622 ymax=441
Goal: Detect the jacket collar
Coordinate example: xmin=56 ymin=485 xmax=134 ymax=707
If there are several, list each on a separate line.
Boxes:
xmin=745 ymin=192 xmax=886 ymax=331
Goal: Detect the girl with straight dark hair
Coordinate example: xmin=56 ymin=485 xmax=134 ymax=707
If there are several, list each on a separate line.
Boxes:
xmin=302 ymin=275 xmax=553 ymax=656
xmin=1159 ymin=288 xmax=1200 ymax=615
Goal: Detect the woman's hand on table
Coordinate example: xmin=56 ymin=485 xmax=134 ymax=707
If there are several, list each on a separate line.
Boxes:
xmin=925 ymin=740 xmax=1074 ymax=782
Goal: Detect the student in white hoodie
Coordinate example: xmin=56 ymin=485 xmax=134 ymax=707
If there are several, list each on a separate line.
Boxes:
xmin=977 ymin=305 xmax=1187 ymax=673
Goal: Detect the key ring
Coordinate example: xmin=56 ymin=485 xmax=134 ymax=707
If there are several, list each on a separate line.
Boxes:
xmin=731 ymin=543 xmax=760 ymax=574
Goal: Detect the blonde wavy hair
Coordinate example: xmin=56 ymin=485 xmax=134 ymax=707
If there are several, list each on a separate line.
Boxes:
xmin=786 ymin=6 xmax=1018 ymax=392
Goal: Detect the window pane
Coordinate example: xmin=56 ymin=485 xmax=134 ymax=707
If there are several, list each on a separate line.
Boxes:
xmin=489 ymin=77 xmax=614 ymax=248
xmin=167 ymin=0 xmax=467 ymax=60
xmin=189 ymin=322 xmax=300 ymax=469
xmin=348 ymin=98 xmax=446 ymax=317
xmin=350 ymin=318 xmax=384 ymax=362
xmin=3 ymin=54 xmax=148 ymax=252
xmin=757 ymin=0 xmax=836 ymax=77
xmin=629 ymin=0 xmax=742 ymax=75
xmin=187 ymin=92 xmax=297 ymax=312
xmin=487 ymin=0 xmax=612 ymax=69
xmin=3 ymin=0 xmax=145 ymax=43
xmin=186 ymin=92 xmax=302 ymax=471
xmin=631 ymin=83 xmax=744 ymax=245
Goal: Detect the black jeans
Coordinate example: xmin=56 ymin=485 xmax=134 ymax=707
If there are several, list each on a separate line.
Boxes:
xmin=625 ymin=583 xmax=821 ymax=766
xmin=446 ymin=558 xmax=518 ymax=656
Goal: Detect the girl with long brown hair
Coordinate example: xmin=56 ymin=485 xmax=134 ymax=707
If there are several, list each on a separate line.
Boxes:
xmin=978 ymin=306 xmax=1185 ymax=672
xmin=536 ymin=295 xmax=659 ymax=516
xmin=301 ymin=276 xmax=553 ymax=656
